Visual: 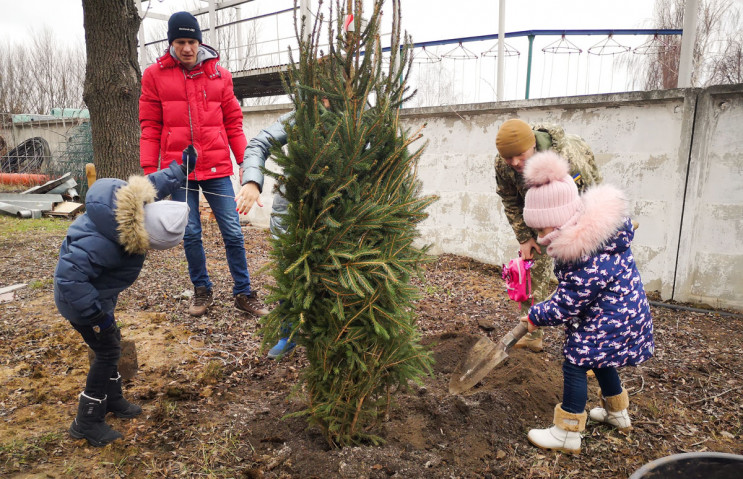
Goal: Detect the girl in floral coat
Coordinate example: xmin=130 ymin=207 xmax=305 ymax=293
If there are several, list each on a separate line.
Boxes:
xmin=520 ymin=151 xmax=654 ymax=454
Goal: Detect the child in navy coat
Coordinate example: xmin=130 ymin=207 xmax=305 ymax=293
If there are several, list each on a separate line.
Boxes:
xmin=55 ymin=148 xmax=195 ymax=447
xmin=519 ymin=151 xmax=654 ymax=454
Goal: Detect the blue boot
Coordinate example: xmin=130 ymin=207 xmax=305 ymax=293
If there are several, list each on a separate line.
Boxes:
xmin=267 ymin=337 xmax=295 ymax=359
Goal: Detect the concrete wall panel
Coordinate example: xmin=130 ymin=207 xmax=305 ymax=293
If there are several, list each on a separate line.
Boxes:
xmin=675 ymin=85 xmax=743 ymax=309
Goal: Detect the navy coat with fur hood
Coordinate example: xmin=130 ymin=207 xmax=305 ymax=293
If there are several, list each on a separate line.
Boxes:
xmin=526 ymin=181 xmax=654 ymax=369
xmin=54 ymin=162 xmax=186 ymax=325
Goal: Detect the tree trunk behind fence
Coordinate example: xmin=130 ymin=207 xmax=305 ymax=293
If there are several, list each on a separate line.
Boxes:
xmin=82 ymin=0 xmax=141 ymax=180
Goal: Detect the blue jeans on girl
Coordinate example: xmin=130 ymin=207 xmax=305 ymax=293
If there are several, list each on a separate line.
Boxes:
xmin=562 ymin=360 xmax=623 ymax=414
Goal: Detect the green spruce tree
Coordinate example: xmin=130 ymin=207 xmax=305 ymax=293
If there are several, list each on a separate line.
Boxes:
xmin=262 ymin=0 xmax=436 ymax=446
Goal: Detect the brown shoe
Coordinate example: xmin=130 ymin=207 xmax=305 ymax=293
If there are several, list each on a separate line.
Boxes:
xmin=515 ymin=329 xmax=544 ymax=352
xmin=235 ymin=291 xmax=269 ymax=316
xmin=189 ymin=286 xmax=213 ymax=317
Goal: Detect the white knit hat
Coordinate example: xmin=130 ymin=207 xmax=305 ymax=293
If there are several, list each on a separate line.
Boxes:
xmin=143 ymin=200 xmax=189 ymax=250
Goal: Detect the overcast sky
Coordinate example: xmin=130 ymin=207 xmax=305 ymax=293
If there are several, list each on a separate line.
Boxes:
xmin=0 ymin=0 xmax=667 ymax=101
xmin=0 ymin=0 xmax=657 ymax=46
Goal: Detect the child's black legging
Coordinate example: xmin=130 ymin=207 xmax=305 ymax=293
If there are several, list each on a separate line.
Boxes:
xmin=562 ymin=360 xmax=623 ymax=414
xmin=71 ymin=322 xmax=121 ymax=399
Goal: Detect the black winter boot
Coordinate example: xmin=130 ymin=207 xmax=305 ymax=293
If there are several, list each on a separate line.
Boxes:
xmin=106 ymin=373 xmax=142 ymax=419
xmin=69 ymin=392 xmax=123 ymax=447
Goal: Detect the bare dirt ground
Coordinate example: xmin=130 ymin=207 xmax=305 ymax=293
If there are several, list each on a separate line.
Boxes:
xmin=1 ymin=214 xmax=741 ymax=478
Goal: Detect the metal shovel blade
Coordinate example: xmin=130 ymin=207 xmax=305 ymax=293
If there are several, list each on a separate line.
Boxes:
xmin=448 ymin=322 xmax=529 ymax=395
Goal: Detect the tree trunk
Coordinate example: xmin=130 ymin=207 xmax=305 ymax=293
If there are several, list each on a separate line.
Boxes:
xmin=82 ymin=0 xmax=141 ymax=180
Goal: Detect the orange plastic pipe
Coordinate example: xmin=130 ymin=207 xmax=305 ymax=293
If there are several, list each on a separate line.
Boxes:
xmin=0 ymin=173 xmax=50 ymax=186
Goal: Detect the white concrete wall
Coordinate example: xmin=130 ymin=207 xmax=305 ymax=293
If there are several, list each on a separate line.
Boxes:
xmin=675 ymin=85 xmax=743 ymax=309
xmin=241 ymin=85 xmax=743 ymax=310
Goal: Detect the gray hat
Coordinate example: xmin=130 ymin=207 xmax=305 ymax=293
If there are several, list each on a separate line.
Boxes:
xmin=143 ymin=200 xmax=189 ymax=250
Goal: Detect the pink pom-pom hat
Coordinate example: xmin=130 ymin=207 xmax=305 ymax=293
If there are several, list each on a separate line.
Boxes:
xmin=523 ymin=151 xmax=582 ymax=229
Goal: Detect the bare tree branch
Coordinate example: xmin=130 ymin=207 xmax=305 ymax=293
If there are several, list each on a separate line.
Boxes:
xmin=624 ymin=0 xmax=743 ymax=90
xmin=0 ymin=30 xmax=85 ymax=114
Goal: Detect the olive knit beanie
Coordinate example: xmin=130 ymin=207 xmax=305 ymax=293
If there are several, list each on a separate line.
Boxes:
xmin=496 ymin=119 xmax=536 ymax=158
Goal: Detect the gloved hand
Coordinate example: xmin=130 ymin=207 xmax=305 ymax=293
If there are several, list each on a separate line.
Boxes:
xmin=181 ymin=145 xmax=198 ymax=175
xmin=90 ymin=311 xmax=116 ymax=333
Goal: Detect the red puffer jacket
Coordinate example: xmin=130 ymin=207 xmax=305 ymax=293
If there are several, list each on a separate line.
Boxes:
xmin=139 ymin=46 xmax=247 ymax=180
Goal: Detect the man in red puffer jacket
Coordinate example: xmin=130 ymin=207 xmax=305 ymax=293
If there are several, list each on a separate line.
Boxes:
xmin=139 ymin=11 xmax=268 ymax=318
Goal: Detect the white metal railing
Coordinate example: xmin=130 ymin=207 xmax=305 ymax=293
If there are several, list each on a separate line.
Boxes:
xmin=140 ymin=6 xmax=681 ymax=106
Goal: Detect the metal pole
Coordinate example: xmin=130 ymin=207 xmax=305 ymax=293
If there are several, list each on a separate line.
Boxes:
xmin=525 ymin=34 xmax=534 ymax=99
xmin=496 ymin=0 xmax=505 ymax=101
xmin=677 ymin=0 xmax=698 ymax=87
xmin=208 ymin=0 xmax=217 ymax=46
xmin=136 ymin=0 xmax=147 ymax=71
xmin=235 ymin=6 xmax=247 ymax=66
xmin=300 ymin=0 xmax=311 ymax=42
xmin=236 ymin=6 xmax=245 ymax=70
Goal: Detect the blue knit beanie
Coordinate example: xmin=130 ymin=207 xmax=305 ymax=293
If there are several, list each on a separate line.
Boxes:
xmin=168 ymin=12 xmax=202 ymax=44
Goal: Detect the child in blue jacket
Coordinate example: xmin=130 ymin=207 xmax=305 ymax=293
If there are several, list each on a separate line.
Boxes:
xmin=55 ymin=148 xmax=195 ymax=447
xmin=519 ymin=151 xmax=654 ymax=455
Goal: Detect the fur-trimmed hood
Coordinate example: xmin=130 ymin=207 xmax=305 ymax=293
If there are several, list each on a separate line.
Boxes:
xmin=85 ymin=176 xmax=157 ymax=255
xmin=54 ymin=163 xmax=187 ymax=324
xmin=541 ymin=184 xmax=630 ymax=263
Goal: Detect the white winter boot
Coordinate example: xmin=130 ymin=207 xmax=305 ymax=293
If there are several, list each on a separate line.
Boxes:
xmin=589 ymin=388 xmax=632 ymax=432
xmin=527 ymin=403 xmax=586 ymax=455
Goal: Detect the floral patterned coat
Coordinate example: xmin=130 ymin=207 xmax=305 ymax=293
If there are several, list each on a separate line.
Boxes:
xmin=526 ymin=184 xmax=654 ymax=368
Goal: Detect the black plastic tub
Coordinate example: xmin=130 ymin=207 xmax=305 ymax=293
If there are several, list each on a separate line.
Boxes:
xmin=629 ymin=452 xmax=743 ymax=479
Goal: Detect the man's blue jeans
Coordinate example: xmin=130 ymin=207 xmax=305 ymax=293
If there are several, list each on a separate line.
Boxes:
xmin=562 ymin=360 xmax=623 ymax=414
xmin=172 ymin=176 xmax=251 ymax=296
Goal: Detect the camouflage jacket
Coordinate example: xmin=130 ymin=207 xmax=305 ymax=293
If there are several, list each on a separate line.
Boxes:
xmin=494 ymin=123 xmax=602 ymax=243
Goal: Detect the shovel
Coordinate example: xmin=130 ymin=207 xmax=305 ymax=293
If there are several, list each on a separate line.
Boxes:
xmin=449 ymin=321 xmax=529 ymax=394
